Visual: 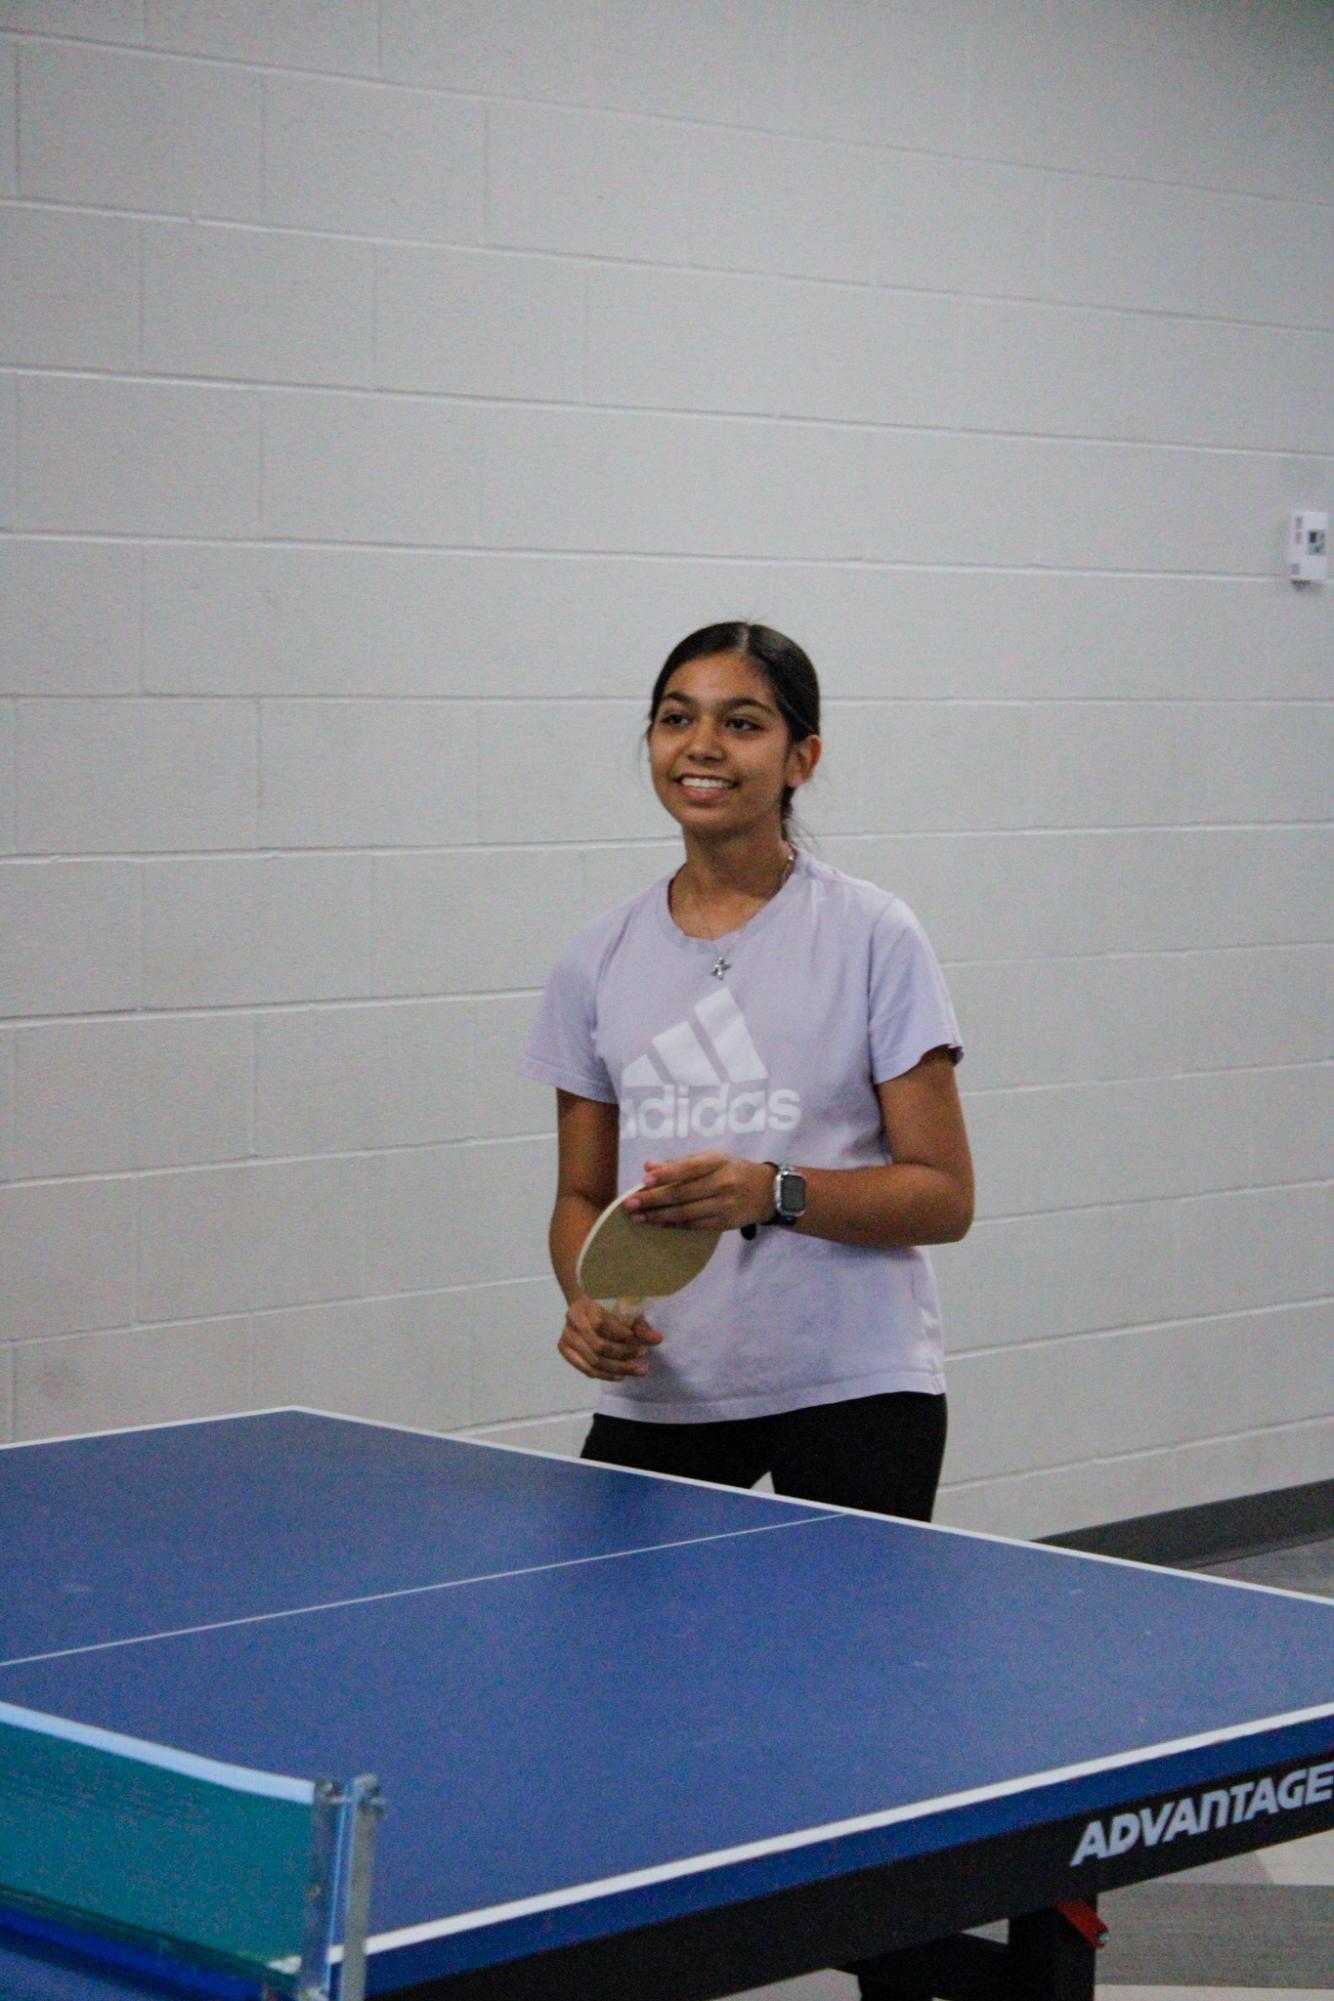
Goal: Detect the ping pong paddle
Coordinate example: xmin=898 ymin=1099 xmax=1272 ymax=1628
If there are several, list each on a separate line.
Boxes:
xmin=576 ymin=1184 xmax=721 ymax=1323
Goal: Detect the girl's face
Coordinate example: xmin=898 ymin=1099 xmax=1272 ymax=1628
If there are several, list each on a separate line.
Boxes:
xmin=647 ymin=653 xmax=817 ymax=841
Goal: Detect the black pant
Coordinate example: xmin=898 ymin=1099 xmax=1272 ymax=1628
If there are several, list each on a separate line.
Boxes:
xmin=583 ymin=1393 xmax=949 ymax=1999
xmin=581 ymin=1390 xmax=946 ymax=1522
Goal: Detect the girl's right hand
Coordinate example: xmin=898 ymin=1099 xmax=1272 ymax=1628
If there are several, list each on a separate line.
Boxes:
xmin=559 ymin=1295 xmax=662 ymax=1382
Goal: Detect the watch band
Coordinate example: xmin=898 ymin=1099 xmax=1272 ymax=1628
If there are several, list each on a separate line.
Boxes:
xmin=741 ymin=1163 xmax=807 ymax=1239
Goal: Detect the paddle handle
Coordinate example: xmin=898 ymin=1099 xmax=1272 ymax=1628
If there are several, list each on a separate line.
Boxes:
xmin=616 ymin=1295 xmax=644 ymax=1322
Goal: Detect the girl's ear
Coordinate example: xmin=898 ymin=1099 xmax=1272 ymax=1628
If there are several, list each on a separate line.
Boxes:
xmin=787 ymin=735 xmax=822 ymax=788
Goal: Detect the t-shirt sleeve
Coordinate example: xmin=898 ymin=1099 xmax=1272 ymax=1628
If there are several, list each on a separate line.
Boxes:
xmin=518 ymin=937 xmax=617 ymax=1103
xmin=867 ymin=899 xmax=963 ymax=1084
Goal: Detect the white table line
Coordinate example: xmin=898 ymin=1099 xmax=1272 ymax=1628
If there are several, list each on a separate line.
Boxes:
xmin=0 ymin=1512 xmax=840 ymax=1669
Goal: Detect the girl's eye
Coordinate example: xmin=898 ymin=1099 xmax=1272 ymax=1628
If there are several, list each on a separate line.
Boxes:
xmin=656 ymin=713 xmax=759 ymax=731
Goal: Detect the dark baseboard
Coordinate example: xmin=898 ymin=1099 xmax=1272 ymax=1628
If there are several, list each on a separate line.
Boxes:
xmin=1043 ymin=1480 xmax=1334 ymax=1569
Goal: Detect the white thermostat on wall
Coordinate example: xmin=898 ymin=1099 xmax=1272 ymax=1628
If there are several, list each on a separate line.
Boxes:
xmin=1288 ymin=511 xmax=1328 ymax=584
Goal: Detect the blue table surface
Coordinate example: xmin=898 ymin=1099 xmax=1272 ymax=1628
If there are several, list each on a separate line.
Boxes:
xmin=4 ymin=1409 xmax=1333 ymax=1988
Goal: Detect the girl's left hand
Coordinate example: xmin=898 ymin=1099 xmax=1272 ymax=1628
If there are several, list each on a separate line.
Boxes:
xmin=626 ymin=1153 xmax=774 ymax=1233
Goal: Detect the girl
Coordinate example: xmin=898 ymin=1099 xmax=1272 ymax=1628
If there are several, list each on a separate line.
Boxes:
xmin=520 ymin=622 xmax=973 ymax=1525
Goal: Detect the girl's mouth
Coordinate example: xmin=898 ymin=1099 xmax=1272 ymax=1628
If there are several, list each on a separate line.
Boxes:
xmin=677 ymin=776 xmax=736 ymax=799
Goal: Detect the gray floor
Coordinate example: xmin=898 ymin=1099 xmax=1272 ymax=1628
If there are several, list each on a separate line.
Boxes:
xmin=1201 ymin=1539 xmax=1334 ymax=1600
xmin=732 ymin=1539 xmax=1334 ymax=2001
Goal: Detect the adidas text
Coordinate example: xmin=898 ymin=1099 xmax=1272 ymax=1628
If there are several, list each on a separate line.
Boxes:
xmin=621 ymin=1085 xmax=801 ymax=1141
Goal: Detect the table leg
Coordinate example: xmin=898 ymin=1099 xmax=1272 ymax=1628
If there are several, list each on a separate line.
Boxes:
xmin=848 ymin=1933 xmax=1005 ymax=2000
xmin=848 ymin=1899 xmax=1101 ymax=2001
xmin=1006 ymin=1900 xmax=1100 ymax=2001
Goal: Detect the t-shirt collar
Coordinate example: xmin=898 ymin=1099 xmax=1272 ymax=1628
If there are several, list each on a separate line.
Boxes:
xmin=654 ymin=846 xmax=808 ymax=955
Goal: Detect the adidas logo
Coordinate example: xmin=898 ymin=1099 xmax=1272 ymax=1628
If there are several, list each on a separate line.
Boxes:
xmin=620 ymin=987 xmax=801 ymax=1141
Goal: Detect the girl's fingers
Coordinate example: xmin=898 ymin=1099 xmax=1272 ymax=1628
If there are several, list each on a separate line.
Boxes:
xmin=642 ymin=1153 xmax=721 ymax=1182
xmin=559 ymin=1308 xmax=658 ymax=1380
xmin=632 ymin=1181 xmax=725 ymax=1225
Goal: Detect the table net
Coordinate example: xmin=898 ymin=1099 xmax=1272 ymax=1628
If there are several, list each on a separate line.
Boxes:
xmin=0 ymin=1699 xmax=321 ymax=1995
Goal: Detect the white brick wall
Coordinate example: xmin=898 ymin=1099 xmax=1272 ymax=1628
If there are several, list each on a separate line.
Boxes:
xmin=19 ymin=42 xmax=263 ymax=217
xmin=1 ymin=541 xmax=140 ymax=694
xmin=1 ymin=206 xmax=140 ymax=369
xmin=20 ymin=377 xmax=262 ymax=534
xmin=0 ymin=698 xmax=13 ymax=851
xmin=0 ymin=36 xmax=16 ymax=196
xmin=142 ymin=222 xmax=375 ymax=386
xmin=265 ymin=74 xmax=483 ymax=239
xmin=1 ymin=1 xmax=1330 ymax=1537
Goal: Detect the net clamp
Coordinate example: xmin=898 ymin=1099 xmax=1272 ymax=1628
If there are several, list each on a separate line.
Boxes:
xmin=1056 ymin=1898 xmax=1109 ymax=1949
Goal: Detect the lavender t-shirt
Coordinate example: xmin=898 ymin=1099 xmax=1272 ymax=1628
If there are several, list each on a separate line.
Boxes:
xmin=520 ymin=851 xmax=963 ymax=1422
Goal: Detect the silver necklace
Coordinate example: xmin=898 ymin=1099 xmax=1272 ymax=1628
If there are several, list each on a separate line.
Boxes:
xmin=677 ymin=846 xmax=795 ymax=981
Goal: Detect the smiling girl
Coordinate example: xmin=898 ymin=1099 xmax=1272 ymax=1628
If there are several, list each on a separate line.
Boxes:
xmin=520 ymin=621 xmax=973 ymax=1524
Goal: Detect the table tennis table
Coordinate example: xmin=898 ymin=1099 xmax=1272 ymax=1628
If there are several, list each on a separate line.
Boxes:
xmin=3 ymin=1408 xmax=1332 ymax=2001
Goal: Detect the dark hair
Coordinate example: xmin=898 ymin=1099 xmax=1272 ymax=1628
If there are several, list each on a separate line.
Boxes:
xmin=648 ymin=622 xmax=821 ymax=840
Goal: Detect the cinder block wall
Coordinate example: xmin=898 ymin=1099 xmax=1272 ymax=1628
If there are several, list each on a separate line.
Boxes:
xmin=1 ymin=2 xmax=1330 ymax=1537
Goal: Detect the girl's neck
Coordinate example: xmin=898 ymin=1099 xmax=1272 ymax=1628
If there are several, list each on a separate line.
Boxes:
xmin=678 ymin=830 xmax=793 ymax=902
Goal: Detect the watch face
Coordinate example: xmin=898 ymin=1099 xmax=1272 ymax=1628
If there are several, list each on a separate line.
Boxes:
xmin=778 ymin=1169 xmax=806 ymax=1217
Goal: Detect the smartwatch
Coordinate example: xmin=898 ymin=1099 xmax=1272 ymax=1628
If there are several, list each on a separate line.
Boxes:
xmin=766 ymin=1161 xmax=807 ymax=1227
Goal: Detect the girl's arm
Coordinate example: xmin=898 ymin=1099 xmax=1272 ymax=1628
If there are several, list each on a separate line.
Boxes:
xmin=550 ymin=1089 xmax=619 ymax=1302
xmin=551 ymin=1090 xmax=663 ymax=1381
xmin=793 ymin=1046 xmax=973 ymax=1247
